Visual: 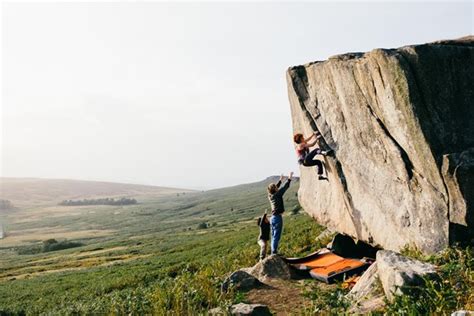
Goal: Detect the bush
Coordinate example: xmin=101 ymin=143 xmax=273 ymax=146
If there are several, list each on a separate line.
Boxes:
xmin=0 ymin=199 xmax=14 ymax=210
xmin=59 ymin=197 xmax=137 ymax=206
xmin=196 ymin=222 xmax=208 ymax=230
xmin=17 ymin=245 xmax=42 ymax=255
xmin=42 ymin=239 xmax=84 ymax=252
xmin=290 ymin=205 xmax=301 ymax=215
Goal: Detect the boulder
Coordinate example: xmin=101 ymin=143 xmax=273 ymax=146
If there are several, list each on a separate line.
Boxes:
xmin=376 ymin=250 xmax=437 ymax=301
xmin=208 ymin=307 xmax=226 ymax=315
xmin=287 ymin=36 xmax=474 ymax=253
xmin=451 ymin=311 xmax=474 ymax=316
xmin=221 ymin=270 xmax=263 ymax=293
xmin=230 ymin=303 xmax=272 ymax=316
xmin=347 ymin=263 xmax=385 ymax=313
xmin=246 ymin=255 xmax=291 ymax=281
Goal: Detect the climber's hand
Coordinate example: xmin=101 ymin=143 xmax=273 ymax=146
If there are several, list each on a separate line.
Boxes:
xmin=279 ymin=174 xmax=284 ymax=182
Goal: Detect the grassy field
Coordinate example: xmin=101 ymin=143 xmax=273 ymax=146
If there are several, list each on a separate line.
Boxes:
xmin=0 ymin=176 xmax=321 ymax=314
xmin=1 ymin=177 xmax=472 ymax=315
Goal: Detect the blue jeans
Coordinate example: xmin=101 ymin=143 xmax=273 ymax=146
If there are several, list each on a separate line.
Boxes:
xmin=271 ymin=214 xmax=283 ymax=254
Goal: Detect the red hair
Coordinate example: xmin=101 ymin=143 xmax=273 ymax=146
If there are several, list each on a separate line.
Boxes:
xmin=293 ymin=133 xmax=304 ymax=144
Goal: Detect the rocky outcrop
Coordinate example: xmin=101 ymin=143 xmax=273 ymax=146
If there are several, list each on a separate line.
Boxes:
xmin=376 ymin=250 xmax=437 ymax=301
xmin=347 ymin=263 xmax=385 ymax=313
xmin=209 ymin=304 xmax=272 ymax=316
xmin=230 ymin=303 xmax=272 ymax=316
xmin=244 ymin=255 xmax=291 ymax=281
xmin=221 ymin=270 xmax=263 ymax=293
xmin=451 ymin=311 xmax=474 ymax=316
xmin=347 ymin=251 xmax=438 ymax=310
xmin=222 ymin=255 xmax=291 ymax=294
xmin=287 ymin=36 xmax=474 ymax=253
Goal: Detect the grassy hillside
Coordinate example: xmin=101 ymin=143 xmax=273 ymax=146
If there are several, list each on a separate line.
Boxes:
xmin=0 ymin=176 xmax=320 ymax=314
xmin=2 ymin=176 xmax=470 ymax=315
xmin=0 ymin=177 xmax=191 ymax=207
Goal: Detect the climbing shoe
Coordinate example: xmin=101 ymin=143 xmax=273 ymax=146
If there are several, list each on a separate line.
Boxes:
xmin=321 ymin=149 xmax=333 ymax=156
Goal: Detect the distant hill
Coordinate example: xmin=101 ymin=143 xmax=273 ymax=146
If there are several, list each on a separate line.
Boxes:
xmin=0 ymin=178 xmax=193 ymax=207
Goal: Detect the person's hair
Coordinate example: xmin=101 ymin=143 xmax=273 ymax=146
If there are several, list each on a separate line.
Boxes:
xmin=293 ymin=133 xmax=304 ymax=144
xmin=257 ymin=213 xmax=267 ymax=226
xmin=267 ymin=183 xmax=278 ymax=195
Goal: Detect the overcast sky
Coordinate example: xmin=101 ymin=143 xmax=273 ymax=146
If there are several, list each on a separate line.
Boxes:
xmin=1 ymin=1 xmax=472 ymax=189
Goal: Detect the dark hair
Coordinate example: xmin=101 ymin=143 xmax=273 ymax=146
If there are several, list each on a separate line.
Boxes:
xmin=293 ymin=133 xmax=304 ymax=144
xmin=257 ymin=213 xmax=267 ymax=226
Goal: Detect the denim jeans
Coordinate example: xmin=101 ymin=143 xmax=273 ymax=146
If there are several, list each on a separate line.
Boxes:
xmin=270 ymin=214 xmax=283 ymax=254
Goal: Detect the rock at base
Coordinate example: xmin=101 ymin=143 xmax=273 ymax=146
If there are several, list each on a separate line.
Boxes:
xmin=230 ymin=303 xmax=272 ymax=316
xmin=221 ymin=270 xmax=263 ymax=293
xmin=208 ymin=307 xmax=226 ymax=315
xmin=376 ymin=250 xmax=437 ymax=301
xmin=451 ymin=311 xmax=474 ymax=316
xmin=347 ymin=263 xmax=386 ymax=313
xmin=246 ymin=255 xmax=291 ymax=281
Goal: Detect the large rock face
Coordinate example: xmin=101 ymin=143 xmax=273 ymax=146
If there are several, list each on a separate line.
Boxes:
xmin=287 ymin=37 xmax=473 ymax=253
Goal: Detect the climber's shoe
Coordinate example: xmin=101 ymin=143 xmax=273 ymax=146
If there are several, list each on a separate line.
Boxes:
xmin=321 ymin=149 xmax=334 ymax=156
xmin=318 ymin=175 xmax=328 ymax=181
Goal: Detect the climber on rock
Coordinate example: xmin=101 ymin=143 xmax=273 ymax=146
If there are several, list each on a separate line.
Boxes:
xmin=267 ymin=172 xmax=293 ymax=255
xmin=293 ymin=132 xmax=331 ymax=180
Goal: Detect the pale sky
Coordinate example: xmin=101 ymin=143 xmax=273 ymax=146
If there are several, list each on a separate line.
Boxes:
xmin=1 ymin=1 xmax=472 ymax=189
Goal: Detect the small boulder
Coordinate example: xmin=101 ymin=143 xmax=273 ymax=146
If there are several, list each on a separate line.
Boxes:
xmin=347 ymin=263 xmax=385 ymax=313
xmin=208 ymin=307 xmax=226 ymax=315
xmin=246 ymin=255 xmax=291 ymax=281
xmin=377 ymin=250 xmax=437 ymax=301
xmin=221 ymin=270 xmax=262 ymax=293
xmin=230 ymin=303 xmax=272 ymax=316
xmin=451 ymin=311 xmax=474 ymax=316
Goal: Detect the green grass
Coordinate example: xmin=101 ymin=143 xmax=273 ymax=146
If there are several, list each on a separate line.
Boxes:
xmin=388 ymin=246 xmax=474 ymax=315
xmin=1 ymin=177 xmax=472 ymax=315
xmin=0 ymin=214 xmax=324 ymax=315
xmin=0 ymin=177 xmax=318 ymax=315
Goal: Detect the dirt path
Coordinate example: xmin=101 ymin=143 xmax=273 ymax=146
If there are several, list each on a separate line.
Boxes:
xmin=245 ymin=279 xmax=314 ymax=315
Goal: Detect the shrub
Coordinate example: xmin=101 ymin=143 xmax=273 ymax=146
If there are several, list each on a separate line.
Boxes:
xmin=291 ymin=205 xmax=301 ymax=215
xmin=42 ymin=239 xmax=84 ymax=252
xmin=59 ymin=197 xmax=137 ymax=206
xmin=0 ymin=199 xmax=14 ymax=210
xmin=197 ymin=222 xmax=208 ymax=230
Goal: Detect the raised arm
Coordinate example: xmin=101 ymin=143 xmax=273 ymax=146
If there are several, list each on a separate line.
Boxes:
xmin=276 ymin=174 xmax=284 ymax=188
xmin=304 ymin=133 xmax=315 ymax=142
xmin=304 ymin=139 xmax=319 ymax=148
xmin=277 ymin=172 xmax=294 ymax=195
